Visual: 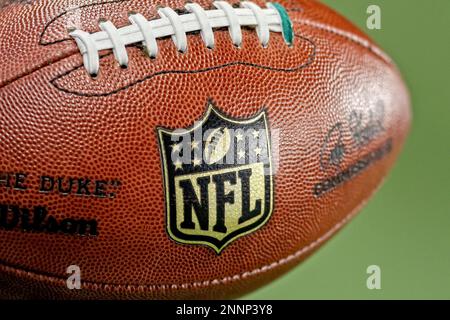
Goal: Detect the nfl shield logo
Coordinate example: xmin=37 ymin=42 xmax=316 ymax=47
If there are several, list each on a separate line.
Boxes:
xmin=157 ymin=102 xmax=274 ymax=253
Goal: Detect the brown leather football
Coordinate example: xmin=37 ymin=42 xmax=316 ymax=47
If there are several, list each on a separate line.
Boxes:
xmin=0 ymin=0 xmax=411 ymax=299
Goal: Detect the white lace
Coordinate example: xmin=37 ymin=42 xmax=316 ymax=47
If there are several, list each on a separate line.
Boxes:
xmin=70 ymin=1 xmax=289 ymax=76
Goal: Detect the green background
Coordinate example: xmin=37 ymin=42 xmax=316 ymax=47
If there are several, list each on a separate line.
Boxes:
xmin=246 ymin=0 xmax=450 ymax=299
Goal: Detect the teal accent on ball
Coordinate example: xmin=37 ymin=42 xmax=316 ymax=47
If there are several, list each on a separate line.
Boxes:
xmin=269 ymin=2 xmax=294 ymax=46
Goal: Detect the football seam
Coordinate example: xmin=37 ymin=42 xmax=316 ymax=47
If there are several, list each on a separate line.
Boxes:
xmin=294 ymin=18 xmax=392 ymax=64
xmin=0 ymin=186 xmax=377 ymax=293
xmin=39 ymin=0 xmax=131 ymax=46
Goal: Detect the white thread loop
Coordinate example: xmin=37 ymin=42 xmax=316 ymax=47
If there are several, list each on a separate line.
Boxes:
xmin=158 ymin=7 xmax=188 ymax=52
xmin=70 ymin=2 xmax=293 ymax=76
xmin=70 ymin=30 xmax=100 ymax=76
xmin=129 ymin=13 xmax=158 ymax=58
xmin=242 ymin=1 xmax=270 ymax=47
xmin=99 ymin=21 xmax=128 ymax=68
xmin=213 ymin=1 xmax=242 ymax=47
xmin=185 ymin=3 xmax=215 ymax=49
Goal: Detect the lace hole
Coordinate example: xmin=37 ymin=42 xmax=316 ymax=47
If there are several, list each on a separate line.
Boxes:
xmin=120 ymin=64 xmax=128 ymax=69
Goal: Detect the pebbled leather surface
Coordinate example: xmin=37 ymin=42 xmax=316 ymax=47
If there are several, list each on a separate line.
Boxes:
xmin=0 ymin=0 xmax=411 ymax=299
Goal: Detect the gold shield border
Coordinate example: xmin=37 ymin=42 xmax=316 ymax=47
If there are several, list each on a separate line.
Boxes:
xmin=157 ymin=101 xmax=274 ymax=254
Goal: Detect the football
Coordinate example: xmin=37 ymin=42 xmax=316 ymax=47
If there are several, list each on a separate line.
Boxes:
xmin=203 ymin=127 xmax=232 ymax=165
xmin=0 ymin=0 xmax=411 ymax=299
